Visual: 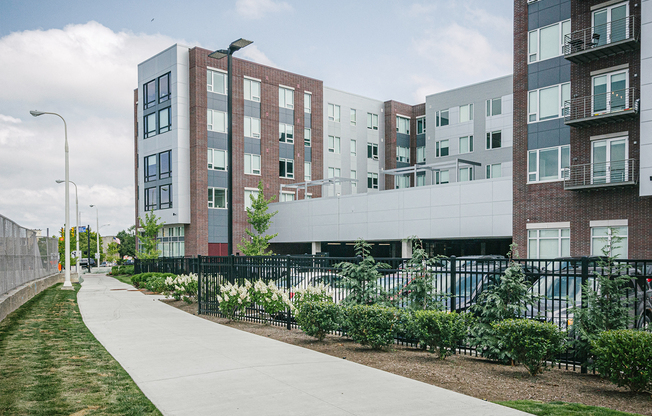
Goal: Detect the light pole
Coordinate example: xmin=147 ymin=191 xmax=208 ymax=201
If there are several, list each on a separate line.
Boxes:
xmin=90 ymin=204 xmax=100 ymax=266
xmin=31 ymin=110 xmax=73 ymax=289
xmin=209 ymin=38 xmax=253 ymax=255
xmin=56 ymin=179 xmax=79 ymax=274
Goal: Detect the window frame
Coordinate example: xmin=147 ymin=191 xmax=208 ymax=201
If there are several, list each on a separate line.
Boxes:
xmin=459 ymin=104 xmax=474 ymax=123
xmin=350 ymin=109 xmax=357 ymax=125
xmin=207 ymin=69 xmax=227 ymax=95
xmin=416 ymin=146 xmax=426 ymax=163
xmin=328 ymin=167 xmax=341 ymax=178
xmin=244 ymin=77 xmax=261 ymax=102
xmin=158 ymin=73 xmax=170 ymax=103
xmin=244 ymin=116 xmax=261 ymax=139
xmin=159 ymin=184 xmax=172 ymax=209
xmin=145 ymin=155 xmax=157 ymax=182
xmin=328 ymin=135 xmax=341 ymax=153
xmin=528 ymin=145 xmax=570 ymax=183
xmin=244 ymin=188 xmax=259 ymax=211
xmin=367 ymin=172 xmax=379 ymax=189
xmin=459 ymin=166 xmax=473 ymax=182
xmin=486 ymin=163 xmax=502 ymax=179
xmin=528 ymin=19 xmax=571 ymax=63
xmin=158 ymin=107 xmax=171 ymax=133
xmin=144 ymin=79 xmax=156 ymax=109
xmin=279 ymin=123 xmax=294 ymax=143
xmin=244 ymin=153 xmax=261 ymax=175
xmin=416 ymin=117 xmax=426 ymax=134
xmin=528 ymin=82 xmax=570 ymax=123
xmin=459 ymin=135 xmax=474 ymax=154
xmin=395 ymin=175 xmax=410 ymax=189
xmin=304 ymin=128 xmax=311 ymax=147
xmin=207 ymin=148 xmax=227 ymax=171
xmin=159 ymin=150 xmax=171 ymax=179
xmin=208 ymin=187 xmax=227 ymax=209
xmin=304 ymin=161 xmax=311 ymax=181
xmin=144 ymin=112 xmax=156 ymax=138
xmin=436 ymin=109 xmax=450 ymax=127
xmin=350 ymin=139 xmax=356 ymax=157
xmin=528 ymin=228 xmax=570 ymax=259
xmin=396 ymin=115 xmax=410 ymax=134
xmin=279 ymin=158 xmax=294 ymax=179
xmin=435 ymin=139 xmax=449 ymax=157
xmin=279 ymin=86 xmax=294 ymax=109
xmin=435 ymin=170 xmax=450 ymax=185
xmin=367 ymin=112 xmax=379 ymax=130
xmin=486 ymin=97 xmax=502 ymax=116
xmin=591 ymin=225 xmax=628 ymax=258
xmin=304 ymin=92 xmax=311 ymax=113
xmin=396 ymin=146 xmax=410 ymax=163
xmin=328 ymin=103 xmax=341 ymax=122
xmin=145 ymin=187 xmax=157 ymax=211
xmin=367 ymin=142 xmax=379 ymax=160
xmin=207 ymin=109 xmax=228 ymax=133
xmin=486 ymin=131 xmax=502 ymax=150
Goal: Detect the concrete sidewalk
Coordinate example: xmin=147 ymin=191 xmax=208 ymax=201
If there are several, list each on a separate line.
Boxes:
xmin=78 ymin=274 xmax=529 ymax=416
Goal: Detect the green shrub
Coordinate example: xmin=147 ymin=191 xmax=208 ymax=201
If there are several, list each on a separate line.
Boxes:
xmin=296 ymin=301 xmax=342 ymax=341
xmin=130 ymin=272 xmax=175 ymax=289
xmin=591 ymin=329 xmax=652 ymax=392
xmin=118 ymin=265 xmax=134 ymax=276
xmin=146 ymin=276 xmax=168 ymax=293
xmin=492 ymin=319 xmax=566 ymax=376
xmin=344 ymin=304 xmax=398 ymax=349
xmin=412 ymin=310 xmax=468 ymax=359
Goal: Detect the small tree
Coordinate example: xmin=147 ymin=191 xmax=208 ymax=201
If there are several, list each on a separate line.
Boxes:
xmin=138 ymin=212 xmax=165 ymax=259
xmin=116 ymin=227 xmax=136 ymax=260
xmin=237 ymin=181 xmax=278 ymax=256
xmin=399 ymin=237 xmax=446 ymax=311
xmin=337 ymin=239 xmax=389 ymax=305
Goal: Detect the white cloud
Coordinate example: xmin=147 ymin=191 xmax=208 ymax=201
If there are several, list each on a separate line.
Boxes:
xmin=0 ymin=22 xmax=180 ymax=237
xmin=239 ymin=45 xmax=277 ymax=68
xmin=235 ymin=0 xmax=292 ymax=20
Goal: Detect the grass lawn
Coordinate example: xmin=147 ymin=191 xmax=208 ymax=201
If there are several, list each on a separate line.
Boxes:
xmin=0 ymin=283 xmax=161 ymax=416
xmin=498 ymin=400 xmax=643 ymax=416
xmin=110 ymin=274 xmax=133 ymax=286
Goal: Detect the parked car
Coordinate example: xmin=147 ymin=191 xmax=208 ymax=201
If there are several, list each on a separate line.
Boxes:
xmin=78 ymin=258 xmax=96 ymax=268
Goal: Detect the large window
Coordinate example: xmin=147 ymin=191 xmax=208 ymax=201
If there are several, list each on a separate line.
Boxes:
xmin=304 ymin=92 xmax=311 ymax=113
xmin=396 ymin=146 xmax=409 ymax=163
xmin=395 ymin=175 xmax=410 ymax=189
xmin=208 ymin=148 xmax=227 ymax=171
xmin=159 ymin=150 xmax=171 ymax=179
xmin=279 ymin=123 xmax=294 ymax=143
xmin=592 ymin=137 xmax=628 ymax=184
xmin=592 ymin=70 xmax=628 ymax=114
xmin=486 ymin=131 xmax=501 ymax=149
xmin=279 ymin=158 xmax=294 ymax=178
xmin=486 ymin=97 xmax=502 ymax=116
xmin=459 ymin=167 xmax=473 ymax=182
xmin=244 ymin=153 xmax=261 ymax=175
xmin=416 ymin=146 xmax=426 ymax=163
xmin=145 ymin=187 xmax=156 ymax=211
xmin=280 ymin=192 xmax=295 ymax=202
xmin=367 ymin=113 xmax=379 ymax=130
xmin=416 ymin=172 xmax=426 ymax=186
xmin=528 ymin=19 xmax=570 ymax=63
xmin=367 ymin=143 xmax=378 ymax=160
xmin=436 ymin=109 xmax=449 ymax=127
xmin=591 ymin=226 xmax=628 ymax=258
xmin=279 ymin=86 xmax=294 ymax=109
xmin=304 ymin=161 xmax=311 ymax=181
xmin=244 ymin=78 xmax=261 ymax=102
xmin=145 ymin=155 xmax=157 ymax=182
xmin=459 ymin=135 xmax=473 ymax=154
xmin=417 ymin=117 xmax=426 ymax=134
xmin=593 ymin=3 xmax=629 ymax=46
xmin=528 ymin=82 xmax=570 ymax=122
xmin=304 ymin=128 xmax=311 ymax=147
xmin=208 ymin=187 xmax=226 ymax=209
xmin=328 ymin=104 xmax=340 ymax=122
xmin=207 ymin=69 xmax=227 ymax=94
xmin=459 ymin=104 xmax=473 ymax=123
xmin=207 ymin=109 xmax=227 ymax=132
xmin=244 ymin=188 xmax=258 ymax=211
xmin=158 ymin=73 xmax=170 ymax=103
xmin=328 ymin=167 xmax=341 ymax=178
xmin=158 ymin=107 xmax=171 ymax=133
xmin=528 ymin=145 xmax=570 ymax=182
xmin=486 ymin=163 xmax=502 ymax=179
xmin=436 ymin=139 xmax=449 ymax=157
xmin=436 ymin=170 xmax=449 ymax=185
xmin=144 ymin=113 xmax=156 ymax=138
xmin=367 ymin=172 xmax=378 ymax=189
xmin=328 ymin=136 xmax=341 ymax=153
xmin=144 ymin=79 xmax=156 ymax=109
xmin=159 ymin=185 xmax=172 ymax=209
xmin=396 ymin=116 xmax=410 ymax=134
xmin=244 ymin=116 xmax=261 ymax=138
xmin=528 ymin=228 xmax=570 ymax=258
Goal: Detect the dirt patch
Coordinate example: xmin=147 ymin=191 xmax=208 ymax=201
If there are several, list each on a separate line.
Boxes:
xmin=162 ymin=299 xmax=652 ymax=416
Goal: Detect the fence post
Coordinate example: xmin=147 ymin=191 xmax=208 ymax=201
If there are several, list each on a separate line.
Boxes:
xmin=229 ymin=254 xmax=235 ymax=284
xmin=580 ymin=255 xmax=588 ymax=374
xmin=197 ymin=255 xmax=202 ymax=315
xmin=450 ymin=255 xmax=456 ymax=313
xmin=286 ymin=255 xmax=292 ymax=330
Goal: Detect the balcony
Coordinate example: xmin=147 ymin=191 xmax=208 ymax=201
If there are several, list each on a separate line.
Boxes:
xmin=564 ymin=87 xmax=638 ymax=127
xmin=563 ymin=15 xmax=638 ymax=63
xmin=563 ymin=159 xmax=638 ymax=190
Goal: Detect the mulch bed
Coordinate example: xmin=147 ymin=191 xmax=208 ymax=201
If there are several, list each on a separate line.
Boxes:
xmin=162 ymin=299 xmax=652 ymax=416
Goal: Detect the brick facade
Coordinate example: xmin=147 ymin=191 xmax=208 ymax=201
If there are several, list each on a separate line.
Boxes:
xmin=383 ymin=100 xmax=425 ymax=189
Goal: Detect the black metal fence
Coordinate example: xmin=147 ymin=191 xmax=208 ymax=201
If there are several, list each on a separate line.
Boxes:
xmin=136 ymin=255 xmax=652 ymax=369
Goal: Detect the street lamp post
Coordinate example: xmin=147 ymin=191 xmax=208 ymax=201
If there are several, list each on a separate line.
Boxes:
xmin=56 ymin=179 xmax=79 ymax=274
xmin=209 ymin=38 xmax=253 ymax=255
xmin=31 ymin=110 xmax=73 ymax=289
xmin=90 ymin=205 xmax=100 ymax=266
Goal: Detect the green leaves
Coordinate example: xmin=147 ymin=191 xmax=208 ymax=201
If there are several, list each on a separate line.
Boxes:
xmin=138 ymin=212 xmax=165 ymax=259
xmin=591 ymin=329 xmax=652 ymax=392
xmin=337 ymin=239 xmax=388 ymax=306
xmin=237 ymin=181 xmax=278 ymax=256
xmin=296 ymin=301 xmax=342 ymax=341
xmin=344 ymin=304 xmax=398 ymax=349
xmin=412 ymin=310 xmax=468 ymax=359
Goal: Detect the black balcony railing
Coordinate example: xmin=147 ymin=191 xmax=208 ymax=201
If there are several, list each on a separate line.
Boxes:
xmin=563 ymin=159 xmax=638 ymax=190
xmin=563 ymin=15 xmax=638 ymax=63
xmin=564 ymin=87 xmax=638 ymax=126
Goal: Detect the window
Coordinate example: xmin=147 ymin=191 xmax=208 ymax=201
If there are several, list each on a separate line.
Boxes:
xmin=417 ymin=117 xmax=426 ymax=134
xmin=528 ymin=82 xmax=570 ymax=122
xmin=350 ymin=139 xmax=357 ymax=156
xmin=436 ymin=170 xmax=450 ymax=184
xmin=486 ymin=131 xmax=501 ymax=149
xmin=591 ymin=226 xmax=628 ymax=258
xmin=416 ymin=172 xmax=426 ymax=187
xmin=304 ymin=92 xmax=311 ymax=113
xmin=486 ymin=98 xmax=502 ymax=116
xmin=145 ymin=155 xmax=157 ymax=182
xmin=459 ymin=167 xmax=473 ymax=182
xmin=528 ymin=19 xmax=570 ymax=63
xmin=159 ymin=185 xmax=172 ymax=209
xmin=244 ymin=153 xmax=261 ymax=175
xmin=592 ymin=138 xmax=628 ymax=184
xmin=435 ymin=139 xmax=449 ymax=157
xmin=144 ymin=113 xmax=156 ymax=138
xmin=280 ymin=192 xmax=294 ymax=202
xmin=351 ymin=170 xmax=357 ymax=191
xmin=328 ymin=136 xmax=341 ymax=153
xmin=144 ymin=80 xmax=156 ymax=109
xmin=459 ymin=104 xmax=473 ymax=123
xmin=328 ymin=167 xmax=341 ymax=178
xmin=486 ymin=163 xmax=502 ymax=179
xmin=396 ymin=116 xmax=410 ymax=134
xmin=208 ymin=148 xmax=227 ymax=171
xmin=436 ymin=109 xmax=449 ymax=127
xmin=593 ymin=3 xmax=629 ymax=46
xmin=279 ymin=123 xmax=294 ymax=143
xmin=145 ymin=187 xmax=156 ymax=211
xmin=304 ymin=162 xmax=311 ymax=181
xmin=158 ymin=107 xmax=171 ymax=133
xmin=367 ymin=143 xmax=378 ymax=160
xmin=396 ymin=146 xmax=410 ymax=163
xmin=328 ymin=104 xmax=340 ymax=122
xmin=528 ymin=228 xmax=570 ymax=258
xmin=528 ymin=145 xmax=570 ymax=182
xmin=279 ymin=158 xmax=294 ymax=178
xmin=158 ymin=73 xmax=170 ymax=103
xmin=244 ymin=78 xmax=261 ymax=102
xmin=592 ymin=70 xmax=628 ymax=114
xmin=244 ymin=188 xmax=258 ymax=211
xmin=367 ymin=172 xmax=378 ymax=189
xmin=207 ymin=69 xmax=227 ymax=94
xmin=304 ymin=128 xmax=311 ymax=147
xmin=459 ymin=135 xmax=474 ymax=154
xmin=159 ymin=150 xmax=171 ymax=179
xmin=350 ymin=109 xmax=357 ymax=125
xmin=279 ymin=86 xmax=294 ymax=109
xmin=244 ymin=116 xmax=261 ymax=138
xmin=208 ymin=187 xmax=226 ymax=209
xmin=416 ymin=146 xmax=426 ymax=163
xmin=207 ymin=109 xmax=227 ymax=132
xmin=395 ymin=175 xmax=410 ymax=189
xmin=367 ymin=113 xmax=379 ymax=130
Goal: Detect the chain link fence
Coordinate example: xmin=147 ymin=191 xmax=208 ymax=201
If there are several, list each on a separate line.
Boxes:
xmin=1 ymin=214 xmax=59 ymax=296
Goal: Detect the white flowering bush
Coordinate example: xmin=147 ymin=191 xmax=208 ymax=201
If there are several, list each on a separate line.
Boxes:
xmin=216 ymin=280 xmax=252 ymax=320
xmin=292 ymin=283 xmax=333 ymax=310
xmin=251 ymin=280 xmax=293 ymax=320
xmin=164 ymin=273 xmax=199 ymax=304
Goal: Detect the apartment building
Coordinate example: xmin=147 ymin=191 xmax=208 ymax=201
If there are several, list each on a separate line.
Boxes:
xmin=514 ymin=0 xmax=652 ymax=258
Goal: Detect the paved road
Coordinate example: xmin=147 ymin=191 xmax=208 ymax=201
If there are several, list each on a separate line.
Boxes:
xmin=77 ymin=274 xmax=530 ymax=416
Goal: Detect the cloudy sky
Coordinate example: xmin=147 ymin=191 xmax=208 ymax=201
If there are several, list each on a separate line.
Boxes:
xmin=0 ymin=0 xmax=513 ymax=238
